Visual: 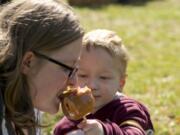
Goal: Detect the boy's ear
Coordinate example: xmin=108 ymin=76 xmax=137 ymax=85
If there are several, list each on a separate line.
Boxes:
xmin=21 ymin=51 xmax=34 ymax=74
xmin=119 ymin=79 xmax=126 ymax=88
xmin=119 ymin=75 xmax=127 ymax=89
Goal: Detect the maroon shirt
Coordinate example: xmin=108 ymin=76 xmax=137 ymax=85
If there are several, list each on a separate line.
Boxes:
xmin=54 ymin=95 xmax=154 ymax=135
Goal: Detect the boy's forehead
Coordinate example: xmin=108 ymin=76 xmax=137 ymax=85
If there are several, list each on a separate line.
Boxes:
xmin=80 ymin=47 xmax=119 ymax=70
xmin=82 ymin=45 xmax=113 ymax=56
xmin=83 ymin=45 xmax=124 ymax=63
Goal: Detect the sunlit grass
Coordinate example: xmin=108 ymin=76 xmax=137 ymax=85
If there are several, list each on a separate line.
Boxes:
xmin=42 ymin=0 xmax=180 ymax=134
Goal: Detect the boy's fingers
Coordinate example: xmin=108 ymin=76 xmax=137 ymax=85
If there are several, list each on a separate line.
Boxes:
xmin=77 ymin=120 xmax=92 ymax=133
xmin=77 ymin=119 xmax=87 ymax=128
xmin=82 ymin=126 xmax=91 ymax=132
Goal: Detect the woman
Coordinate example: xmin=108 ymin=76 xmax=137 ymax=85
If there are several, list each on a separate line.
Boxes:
xmin=0 ymin=0 xmax=84 ymax=134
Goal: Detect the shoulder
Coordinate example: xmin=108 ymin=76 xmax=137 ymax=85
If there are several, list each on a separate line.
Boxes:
xmin=105 ymin=92 xmax=148 ymax=109
xmin=94 ymin=95 xmax=154 ymax=133
xmin=94 ymin=95 xmax=150 ymax=118
xmin=112 ymin=95 xmax=150 ymax=113
xmin=116 ymin=95 xmax=151 ymax=117
xmin=116 ymin=96 xmax=154 ymax=131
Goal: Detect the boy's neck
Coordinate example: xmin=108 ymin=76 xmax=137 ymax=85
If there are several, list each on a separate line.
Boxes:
xmin=92 ymin=92 xmax=124 ymax=113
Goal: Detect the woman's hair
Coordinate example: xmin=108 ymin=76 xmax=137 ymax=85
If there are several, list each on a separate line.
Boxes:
xmin=83 ymin=29 xmax=129 ymax=79
xmin=0 ymin=0 xmax=83 ymax=134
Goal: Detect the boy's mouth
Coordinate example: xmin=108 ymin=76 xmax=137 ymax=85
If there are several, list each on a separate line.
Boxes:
xmin=93 ymin=95 xmax=101 ymax=98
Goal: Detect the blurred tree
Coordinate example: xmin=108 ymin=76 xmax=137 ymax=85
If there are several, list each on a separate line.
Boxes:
xmin=116 ymin=0 xmax=148 ymax=5
xmin=68 ymin=0 xmax=113 ymax=6
xmin=0 ymin=0 xmax=11 ymax=4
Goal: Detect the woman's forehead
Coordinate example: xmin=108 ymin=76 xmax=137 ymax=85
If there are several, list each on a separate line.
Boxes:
xmin=48 ymin=39 xmax=81 ymax=63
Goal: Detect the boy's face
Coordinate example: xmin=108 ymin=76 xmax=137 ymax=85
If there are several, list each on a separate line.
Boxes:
xmin=78 ymin=47 xmax=121 ymax=111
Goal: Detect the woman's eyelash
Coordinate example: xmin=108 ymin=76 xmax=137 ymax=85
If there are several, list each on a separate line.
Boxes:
xmin=61 ymin=67 xmax=70 ymax=73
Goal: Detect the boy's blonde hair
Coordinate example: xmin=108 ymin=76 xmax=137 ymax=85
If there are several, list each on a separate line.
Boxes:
xmin=83 ymin=29 xmax=129 ymax=78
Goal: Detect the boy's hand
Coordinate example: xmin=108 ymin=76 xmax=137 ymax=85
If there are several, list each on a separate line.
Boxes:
xmin=77 ymin=119 xmax=104 ymax=135
xmin=66 ymin=129 xmax=84 ymax=135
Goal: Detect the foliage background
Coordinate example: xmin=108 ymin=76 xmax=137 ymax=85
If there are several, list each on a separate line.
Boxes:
xmin=42 ymin=0 xmax=180 ymax=134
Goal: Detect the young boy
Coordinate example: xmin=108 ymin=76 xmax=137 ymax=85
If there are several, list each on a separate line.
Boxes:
xmin=54 ymin=29 xmax=154 ymax=135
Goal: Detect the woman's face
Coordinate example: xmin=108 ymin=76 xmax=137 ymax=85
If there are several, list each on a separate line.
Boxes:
xmin=26 ymin=38 xmax=82 ymax=114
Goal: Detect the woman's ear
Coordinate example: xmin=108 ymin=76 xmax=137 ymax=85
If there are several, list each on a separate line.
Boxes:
xmin=21 ymin=51 xmax=35 ymax=74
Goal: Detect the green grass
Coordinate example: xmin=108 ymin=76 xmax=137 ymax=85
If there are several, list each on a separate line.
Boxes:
xmin=42 ymin=0 xmax=180 ymax=134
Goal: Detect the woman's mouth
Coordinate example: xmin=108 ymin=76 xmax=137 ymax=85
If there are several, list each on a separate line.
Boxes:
xmin=93 ymin=95 xmax=101 ymax=98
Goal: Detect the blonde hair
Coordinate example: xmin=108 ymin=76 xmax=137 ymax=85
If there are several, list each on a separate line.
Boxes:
xmin=0 ymin=0 xmax=83 ymax=134
xmin=83 ymin=29 xmax=129 ymax=78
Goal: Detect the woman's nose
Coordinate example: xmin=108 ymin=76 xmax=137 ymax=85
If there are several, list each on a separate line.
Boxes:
xmin=67 ymin=74 xmax=78 ymax=87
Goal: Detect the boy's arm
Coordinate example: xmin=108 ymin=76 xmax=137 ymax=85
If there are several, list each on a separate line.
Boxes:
xmin=77 ymin=118 xmax=147 ymax=135
xmin=77 ymin=115 xmax=153 ymax=135
xmin=98 ymin=101 xmax=154 ymax=135
xmin=54 ymin=98 xmax=154 ymax=135
xmin=78 ymin=98 xmax=154 ymax=135
xmin=100 ymin=120 xmax=146 ymax=135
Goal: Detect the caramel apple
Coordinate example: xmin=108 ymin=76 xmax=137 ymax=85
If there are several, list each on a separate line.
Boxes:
xmin=60 ymin=86 xmax=95 ymax=120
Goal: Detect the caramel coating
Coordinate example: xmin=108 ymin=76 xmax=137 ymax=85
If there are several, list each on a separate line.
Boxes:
xmin=60 ymin=86 xmax=95 ymax=120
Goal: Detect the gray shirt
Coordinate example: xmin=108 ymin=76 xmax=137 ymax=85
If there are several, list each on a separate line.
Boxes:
xmin=0 ymin=89 xmax=42 ymax=135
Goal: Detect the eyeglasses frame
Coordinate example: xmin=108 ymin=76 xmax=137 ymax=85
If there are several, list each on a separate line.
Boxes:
xmin=32 ymin=51 xmax=77 ymax=79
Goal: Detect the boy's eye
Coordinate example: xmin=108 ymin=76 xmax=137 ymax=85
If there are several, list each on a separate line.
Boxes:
xmin=78 ymin=73 xmax=87 ymax=78
xmin=100 ymin=76 xmax=110 ymax=80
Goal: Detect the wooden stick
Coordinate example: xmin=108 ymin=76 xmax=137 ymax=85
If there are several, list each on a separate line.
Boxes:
xmin=83 ymin=116 xmax=87 ymax=121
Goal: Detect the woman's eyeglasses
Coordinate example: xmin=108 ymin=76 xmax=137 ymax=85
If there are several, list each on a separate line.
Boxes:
xmin=32 ymin=51 xmax=78 ymax=79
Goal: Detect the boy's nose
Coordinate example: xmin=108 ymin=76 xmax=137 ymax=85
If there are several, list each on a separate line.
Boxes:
xmin=87 ymin=79 xmax=98 ymax=91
